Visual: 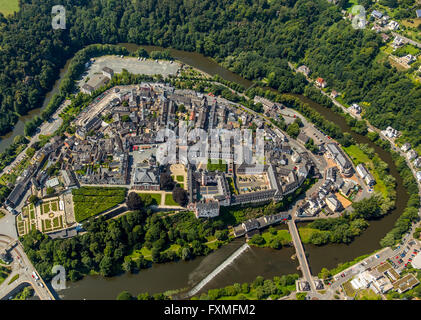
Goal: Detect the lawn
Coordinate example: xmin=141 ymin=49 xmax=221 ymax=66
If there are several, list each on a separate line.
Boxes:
xmin=298 ymin=227 xmax=328 ymax=244
xmin=258 ymin=229 xmax=292 ymax=247
xmin=176 ymin=175 xmax=184 ymax=182
xmin=355 ymin=289 xmax=382 ymax=300
xmin=343 ymin=144 xmax=388 ymax=197
xmin=165 ymin=194 xmax=178 ymax=206
xmin=207 ymin=159 xmax=227 ymax=172
xmin=0 ymin=0 xmax=19 ymax=16
xmin=137 ymin=193 xmax=161 ymax=206
xmin=342 ymin=280 xmax=357 ymax=297
xmin=72 ymin=187 xmax=127 ymax=222
xmin=343 ymin=144 xmax=370 ymax=165
xmin=0 ymin=211 xmax=4 ymax=219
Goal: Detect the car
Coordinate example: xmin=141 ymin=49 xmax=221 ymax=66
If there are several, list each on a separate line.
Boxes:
xmin=405 ymin=264 xmax=408 ymax=267
xmin=409 ymin=258 xmax=412 ymax=262
xmin=398 ymin=260 xmax=402 ymax=264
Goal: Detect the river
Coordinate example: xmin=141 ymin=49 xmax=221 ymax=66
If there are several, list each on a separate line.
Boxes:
xmin=0 ymin=59 xmax=72 ymax=153
xmin=1 ymin=43 xmax=408 ymax=299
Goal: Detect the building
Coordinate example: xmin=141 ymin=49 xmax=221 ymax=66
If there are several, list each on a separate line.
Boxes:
xmin=356 ymin=163 xmax=376 ymax=186
xmin=45 ymin=177 xmax=60 ymax=188
xmin=193 ymin=200 xmax=220 ymax=218
xmin=382 ymin=126 xmax=399 ymax=139
xmin=325 ymin=143 xmax=353 ymax=177
xmin=417 ymin=9 xmax=421 ymax=18
xmin=387 ymin=20 xmax=399 ymax=31
xmin=401 ymin=54 xmax=416 ymax=65
xmin=350 ymin=103 xmax=362 ymax=115
xmin=330 ymin=90 xmax=339 ymax=98
xmin=371 ymin=10 xmax=383 ymax=19
xmin=102 ymin=67 xmax=114 ymax=79
xmin=81 ymin=74 xmax=110 ymax=95
xmin=401 ymin=143 xmax=411 ymax=153
xmin=316 ymin=77 xmax=327 ymax=88
xmin=297 ymin=132 xmax=310 ymax=144
xmin=407 ymin=150 xmax=418 ymax=161
xmin=132 ymin=167 xmax=160 ymax=191
xmin=297 ymin=65 xmax=310 ymax=77
xmin=325 ymin=195 xmax=342 ymax=212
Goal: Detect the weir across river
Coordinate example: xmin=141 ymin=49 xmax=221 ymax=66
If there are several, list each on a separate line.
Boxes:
xmin=187 ymin=243 xmax=250 ymax=297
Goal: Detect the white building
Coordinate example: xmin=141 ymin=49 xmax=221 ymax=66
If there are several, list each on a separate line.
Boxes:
xmin=401 ymin=143 xmax=411 ymax=152
xmin=193 ymin=200 xmax=220 ymax=218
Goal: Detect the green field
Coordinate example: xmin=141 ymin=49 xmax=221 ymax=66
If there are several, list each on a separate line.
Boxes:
xmin=207 ymin=159 xmax=227 ymax=172
xmin=176 ymin=175 xmax=184 ymax=182
xmin=0 ymin=0 xmax=19 ymax=16
xmin=72 ymin=187 xmax=127 ymax=222
xmin=164 ymin=194 xmax=178 ymax=206
xmin=137 ymin=193 xmax=161 ymax=206
xmin=343 ymin=144 xmax=388 ymax=197
xmin=298 ymin=227 xmax=329 ymax=244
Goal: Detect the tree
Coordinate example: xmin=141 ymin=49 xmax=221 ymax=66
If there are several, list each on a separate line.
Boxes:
xmin=160 ymin=172 xmax=175 ymax=190
xmin=172 ymin=187 xmax=188 ymax=207
xmin=126 ymin=192 xmax=143 ymax=211
xmin=46 ymin=187 xmax=55 ymax=196
xmin=286 ymin=122 xmax=300 ymax=138
xmin=99 ymin=256 xmax=113 ymax=277
xmin=117 ymin=291 xmax=134 ymax=300
xmin=29 ymin=195 xmax=39 ymax=204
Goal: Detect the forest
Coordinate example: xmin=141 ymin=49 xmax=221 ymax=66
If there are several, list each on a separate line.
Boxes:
xmin=0 ymin=0 xmax=418 ymax=149
xmin=20 ymin=209 xmax=229 ymax=282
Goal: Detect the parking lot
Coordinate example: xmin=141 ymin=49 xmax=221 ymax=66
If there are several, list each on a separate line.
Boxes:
xmin=77 ymin=55 xmax=180 ymax=89
xmin=389 ymin=240 xmax=420 ymax=271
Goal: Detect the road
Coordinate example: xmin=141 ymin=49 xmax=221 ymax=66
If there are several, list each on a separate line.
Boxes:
xmin=287 ymin=220 xmax=316 ymax=292
xmin=0 ymin=235 xmax=56 ymax=300
xmin=0 ymin=100 xmax=69 ymax=177
xmin=391 ymin=31 xmax=421 ymax=49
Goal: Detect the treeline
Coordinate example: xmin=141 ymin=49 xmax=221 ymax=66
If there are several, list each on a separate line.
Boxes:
xmin=21 ymin=210 xmax=228 ymax=282
xmin=305 ymin=195 xmax=390 ymax=245
xmin=193 ymin=274 xmax=299 ymax=300
xmin=0 ymin=0 xmax=417 ymax=150
xmin=24 ymin=44 xmax=129 ymax=136
xmin=380 ymin=153 xmax=420 ymax=247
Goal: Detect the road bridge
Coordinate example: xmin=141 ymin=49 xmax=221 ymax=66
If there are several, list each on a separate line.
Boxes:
xmin=287 ymin=220 xmax=316 ymax=292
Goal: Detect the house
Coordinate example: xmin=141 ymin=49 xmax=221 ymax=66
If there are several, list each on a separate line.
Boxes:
xmin=401 ymin=54 xmax=416 ymax=65
xmin=417 ymin=9 xmax=421 ymax=18
xmin=356 ymin=163 xmax=369 ymax=179
xmin=387 ymin=20 xmax=399 ymax=31
xmin=297 ymin=65 xmax=311 ymax=77
xmin=392 ymin=36 xmax=404 ymax=49
xmin=350 ymin=103 xmax=362 ymax=114
xmin=417 ymin=171 xmax=421 ymax=182
xmin=325 ymin=143 xmax=353 ymax=177
xmin=371 ymin=10 xmax=383 ymax=19
xmin=325 ymin=195 xmax=342 ymax=212
xmin=316 ymin=77 xmax=327 ymax=88
xmin=330 ymin=90 xmax=339 ymax=98
xmin=401 ymin=143 xmax=411 ymax=153
xmin=413 ymin=158 xmax=421 ymax=168
xmin=382 ymin=126 xmax=399 ymax=139
xmin=194 ymin=200 xmax=220 ymax=218
xmin=407 ymin=149 xmax=418 ymax=161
